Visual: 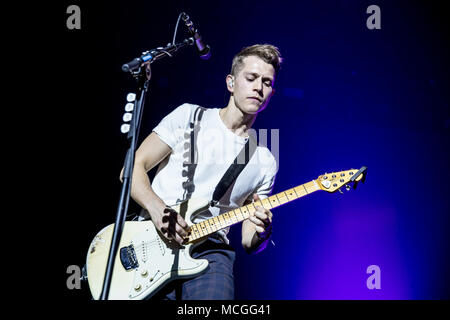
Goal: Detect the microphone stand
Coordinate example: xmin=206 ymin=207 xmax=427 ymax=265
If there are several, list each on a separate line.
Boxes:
xmin=99 ymin=37 xmax=195 ymax=300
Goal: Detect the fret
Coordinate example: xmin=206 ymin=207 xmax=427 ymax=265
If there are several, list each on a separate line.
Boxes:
xmin=214 ymin=216 xmax=222 ymax=230
xmin=253 ymin=200 xmax=263 ymax=208
xmin=275 ymin=192 xmax=289 ymax=205
xmin=294 ymin=185 xmax=307 ymax=197
xmin=268 ymin=195 xmax=280 ymax=207
xmin=224 ymin=214 xmax=231 ymax=226
xmin=229 ymin=211 xmax=237 ymax=223
xmin=217 ymin=214 xmax=226 ymax=228
xmin=194 ymin=225 xmax=202 ymax=240
xmin=202 ymin=220 xmax=210 ymax=234
xmin=246 ymin=203 xmax=257 ymax=216
xmin=228 ymin=211 xmax=235 ymax=224
xmin=237 ymin=207 xmax=247 ymax=220
xmin=196 ymin=222 xmax=205 ymax=237
xmin=222 ymin=212 xmax=231 ymax=226
xmin=306 ymin=180 xmax=320 ymax=193
xmin=231 ymin=210 xmax=241 ymax=223
xmin=261 ymin=198 xmax=272 ymax=209
xmin=302 ymin=184 xmax=309 ymax=194
xmin=189 ymin=224 xmax=200 ymax=240
xmin=208 ymin=217 xmax=218 ymax=233
xmin=228 ymin=211 xmax=236 ymax=225
xmin=213 ymin=217 xmax=220 ymax=231
xmin=285 ymin=188 xmax=298 ymax=201
xmin=207 ymin=217 xmax=219 ymax=232
xmin=233 ymin=208 xmax=243 ymax=221
xmin=201 ymin=222 xmax=208 ymax=237
xmin=204 ymin=220 xmax=213 ymax=234
xmin=203 ymin=219 xmax=212 ymax=234
xmin=214 ymin=216 xmax=221 ymax=230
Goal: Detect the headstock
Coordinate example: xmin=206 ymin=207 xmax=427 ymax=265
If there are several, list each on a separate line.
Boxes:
xmin=316 ymin=166 xmax=367 ymax=193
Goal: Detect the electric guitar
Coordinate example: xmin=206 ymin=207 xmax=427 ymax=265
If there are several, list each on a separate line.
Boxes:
xmin=85 ymin=167 xmax=367 ymax=300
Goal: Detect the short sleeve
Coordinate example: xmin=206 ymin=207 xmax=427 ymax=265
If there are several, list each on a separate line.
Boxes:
xmin=254 ymin=156 xmax=278 ymax=200
xmin=152 ymin=103 xmax=196 ymax=149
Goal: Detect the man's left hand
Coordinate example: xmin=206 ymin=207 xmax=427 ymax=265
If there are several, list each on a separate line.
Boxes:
xmin=248 ymin=194 xmax=273 ymax=240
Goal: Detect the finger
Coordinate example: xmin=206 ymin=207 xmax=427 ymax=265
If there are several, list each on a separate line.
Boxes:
xmin=253 ymin=209 xmax=267 ymax=219
xmin=252 ymin=197 xmax=266 ymax=211
xmin=160 ymin=227 xmax=173 ymax=240
xmin=163 ymin=207 xmax=189 ymax=230
xmin=160 ymin=226 xmax=185 ymax=245
xmin=252 ymin=214 xmax=267 ymax=227
xmin=256 ymin=215 xmax=272 ymax=230
xmin=175 ymin=222 xmax=189 ymax=238
xmin=249 ymin=215 xmax=265 ymax=227
xmin=176 ymin=214 xmax=189 ymax=230
xmin=250 ymin=203 xmax=262 ymax=215
xmin=254 ymin=225 xmax=265 ymax=234
xmin=254 ymin=210 xmax=271 ymax=224
xmin=172 ymin=232 xmax=185 ymax=245
xmin=160 ymin=221 xmax=187 ymax=238
xmin=255 ymin=206 xmax=272 ymax=220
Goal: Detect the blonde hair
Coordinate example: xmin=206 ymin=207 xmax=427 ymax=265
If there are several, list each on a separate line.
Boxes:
xmin=231 ymin=44 xmax=283 ymax=76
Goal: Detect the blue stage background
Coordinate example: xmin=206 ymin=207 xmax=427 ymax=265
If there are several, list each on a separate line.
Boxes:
xmin=57 ymin=0 xmax=449 ymax=299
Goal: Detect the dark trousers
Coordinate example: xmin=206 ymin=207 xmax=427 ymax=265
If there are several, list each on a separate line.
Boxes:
xmin=152 ymin=237 xmax=236 ymax=300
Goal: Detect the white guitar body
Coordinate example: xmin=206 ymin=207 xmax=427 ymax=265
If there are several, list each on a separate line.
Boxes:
xmin=86 ymin=198 xmax=210 ymax=300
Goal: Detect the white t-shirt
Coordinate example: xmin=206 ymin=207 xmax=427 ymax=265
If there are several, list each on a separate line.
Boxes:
xmin=150 ymin=103 xmax=278 ymax=244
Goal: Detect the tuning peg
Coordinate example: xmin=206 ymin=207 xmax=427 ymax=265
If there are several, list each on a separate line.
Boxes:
xmin=345 ymin=184 xmax=351 ymax=191
xmin=361 ymin=170 xmax=367 ymax=183
xmin=338 ymin=188 xmax=344 ymax=194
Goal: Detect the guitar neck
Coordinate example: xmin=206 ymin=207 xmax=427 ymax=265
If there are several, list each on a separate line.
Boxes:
xmin=188 ymin=179 xmax=321 ymax=242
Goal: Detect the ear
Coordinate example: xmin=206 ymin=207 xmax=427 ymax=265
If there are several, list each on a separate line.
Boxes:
xmin=226 ymin=74 xmax=234 ymax=92
xmin=270 ymin=88 xmax=276 ymax=98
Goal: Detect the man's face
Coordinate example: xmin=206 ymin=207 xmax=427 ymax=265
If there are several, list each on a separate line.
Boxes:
xmin=229 ymin=55 xmax=275 ymax=114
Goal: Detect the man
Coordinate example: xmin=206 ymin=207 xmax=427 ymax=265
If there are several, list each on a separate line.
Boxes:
xmin=126 ymin=44 xmax=282 ymax=299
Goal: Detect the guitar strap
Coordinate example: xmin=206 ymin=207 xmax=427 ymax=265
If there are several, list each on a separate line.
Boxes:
xmin=210 ymin=131 xmax=257 ymax=207
xmin=189 ymin=106 xmax=257 ymax=207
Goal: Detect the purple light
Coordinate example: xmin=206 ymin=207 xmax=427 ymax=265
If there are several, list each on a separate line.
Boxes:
xmin=296 ymin=199 xmax=411 ymax=299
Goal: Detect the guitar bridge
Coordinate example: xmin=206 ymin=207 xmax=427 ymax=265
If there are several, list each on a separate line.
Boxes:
xmin=120 ymin=245 xmax=139 ymax=270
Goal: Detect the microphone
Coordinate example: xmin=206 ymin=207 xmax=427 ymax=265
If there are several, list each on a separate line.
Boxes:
xmin=181 ymin=13 xmax=211 ymax=60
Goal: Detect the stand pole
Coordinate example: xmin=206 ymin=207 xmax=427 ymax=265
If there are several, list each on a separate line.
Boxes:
xmin=99 ymin=65 xmax=150 ymax=300
xmin=97 ymin=36 xmax=195 ymax=300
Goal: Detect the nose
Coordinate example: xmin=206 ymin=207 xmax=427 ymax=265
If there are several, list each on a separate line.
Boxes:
xmin=252 ymin=79 xmax=264 ymax=96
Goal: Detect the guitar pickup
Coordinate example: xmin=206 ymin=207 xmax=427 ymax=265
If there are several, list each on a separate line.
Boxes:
xmin=120 ymin=245 xmax=139 ymax=270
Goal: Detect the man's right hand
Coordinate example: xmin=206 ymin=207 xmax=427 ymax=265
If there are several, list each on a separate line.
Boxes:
xmin=148 ymin=202 xmax=190 ymax=245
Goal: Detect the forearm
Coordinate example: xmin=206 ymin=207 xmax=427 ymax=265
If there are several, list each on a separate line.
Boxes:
xmin=130 ymin=163 xmax=166 ymax=214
